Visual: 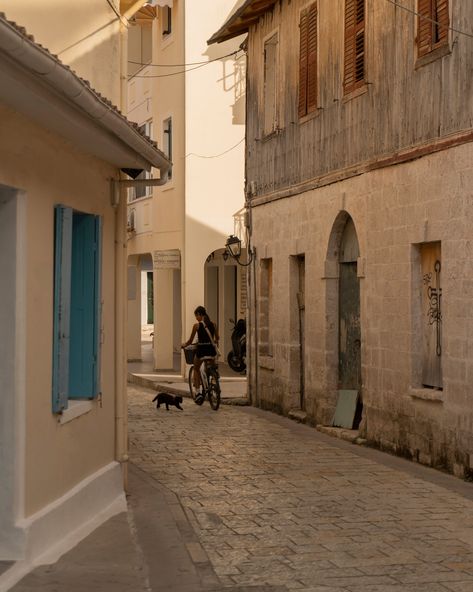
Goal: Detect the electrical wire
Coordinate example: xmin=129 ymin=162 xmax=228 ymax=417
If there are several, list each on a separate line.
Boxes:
xmin=185 ymin=137 xmax=245 ymax=159
xmin=128 ymin=49 xmax=242 ymax=67
xmin=384 ymin=0 xmax=473 ymax=39
xmin=130 ymin=50 xmax=244 ymax=78
xmin=105 ymin=0 xmax=129 ymax=25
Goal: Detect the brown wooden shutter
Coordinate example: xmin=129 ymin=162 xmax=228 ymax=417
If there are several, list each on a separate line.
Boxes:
xmin=306 ymin=3 xmax=318 ymax=114
xmin=344 ymin=0 xmax=364 ymax=94
xmin=344 ymin=0 xmax=356 ymax=92
xmin=298 ymin=9 xmax=309 ymax=118
xmin=433 ymin=0 xmax=449 ymax=47
xmin=417 ymin=0 xmax=433 ymax=57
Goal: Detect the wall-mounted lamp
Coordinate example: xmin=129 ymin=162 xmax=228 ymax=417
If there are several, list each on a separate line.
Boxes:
xmin=222 ymin=250 xmax=229 ymax=262
xmin=225 ymin=234 xmax=254 ymax=267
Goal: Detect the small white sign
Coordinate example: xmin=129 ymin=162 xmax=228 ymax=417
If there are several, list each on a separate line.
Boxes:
xmin=153 ymin=249 xmax=181 ymax=269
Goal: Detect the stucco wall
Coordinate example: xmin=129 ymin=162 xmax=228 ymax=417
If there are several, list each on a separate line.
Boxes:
xmin=1 ymin=0 xmax=122 ymax=107
xmin=250 ymin=141 xmax=473 ymax=476
xmin=0 ymin=104 xmax=118 ymax=517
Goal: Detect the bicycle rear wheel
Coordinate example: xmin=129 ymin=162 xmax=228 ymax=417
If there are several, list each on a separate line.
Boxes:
xmin=207 ymin=366 xmax=221 ymax=410
xmin=188 ymin=367 xmax=204 ymax=405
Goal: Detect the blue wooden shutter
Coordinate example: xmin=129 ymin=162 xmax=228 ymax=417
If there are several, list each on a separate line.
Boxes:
xmin=68 ymin=214 xmax=101 ymax=399
xmin=93 ymin=216 xmax=102 ymax=397
xmin=52 ymin=205 xmax=73 ymax=413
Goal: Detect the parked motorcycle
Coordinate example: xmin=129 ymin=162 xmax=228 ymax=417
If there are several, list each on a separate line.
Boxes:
xmin=227 ymin=318 xmax=246 ymax=373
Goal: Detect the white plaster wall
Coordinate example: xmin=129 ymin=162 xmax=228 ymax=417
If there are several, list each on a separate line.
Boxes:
xmin=1 ymin=0 xmax=122 ymax=107
xmin=0 ymin=104 xmax=119 ymax=520
xmin=183 ymin=0 xmax=246 ymax=338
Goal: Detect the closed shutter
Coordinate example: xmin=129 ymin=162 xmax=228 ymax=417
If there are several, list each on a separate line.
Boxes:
xmin=344 ymin=0 xmax=365 ymax=94
xmin=52 ymin=205 xmax=73 ymax=413
xmin=306 ymin=3 xmax=318 ymax=114
xmin=69 ymin=213 xmax=101 ymax=399
xmin=299 ymin=3 xmax=318 ymax=118
xmin=417 ymin=0 xmax=432 ymax=56
xmin=433 ymin=0 xmax=449 ymax=46
xmin=298 ymin=9 xmax=309 ymax=118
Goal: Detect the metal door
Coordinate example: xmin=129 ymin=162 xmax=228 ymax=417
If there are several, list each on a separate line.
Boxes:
xmin=339 ymin=262 xmax=361 ymax=390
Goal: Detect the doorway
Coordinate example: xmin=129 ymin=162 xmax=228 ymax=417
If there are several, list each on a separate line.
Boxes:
xmin=338 ymin=217 xmax=362 ymax=427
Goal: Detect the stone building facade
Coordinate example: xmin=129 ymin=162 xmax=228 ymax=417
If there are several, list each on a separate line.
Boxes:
xmin=209 ymin=0 xmax=473 ymax=477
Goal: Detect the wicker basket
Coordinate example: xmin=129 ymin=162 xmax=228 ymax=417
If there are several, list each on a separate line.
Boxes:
xmin=184 ymin=345 xmax=197 ymax=364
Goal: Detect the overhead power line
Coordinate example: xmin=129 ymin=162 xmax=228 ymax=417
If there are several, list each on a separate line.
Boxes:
xmin=130 ymin=50 xmax=244 ymax=79
xmin=128 ymin=49 xmax=242 ymax=68
xmin=185 ymin=138 xmax=245 ymax=159
xmin=384 ymin=0 xmax=473 ymax=39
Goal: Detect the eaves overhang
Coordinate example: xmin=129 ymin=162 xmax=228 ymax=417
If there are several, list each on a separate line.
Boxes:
xmin=0 ymin=12 xmax=171 ymax=178
xmin=208 ymin=0 xmax=277 ymax=45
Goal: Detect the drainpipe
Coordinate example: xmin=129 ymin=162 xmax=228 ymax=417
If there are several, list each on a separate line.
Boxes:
xmin=114 ymin=178 xmax=129 ymax=488
xmin=112 ymin=175 xmax=169 ymax=491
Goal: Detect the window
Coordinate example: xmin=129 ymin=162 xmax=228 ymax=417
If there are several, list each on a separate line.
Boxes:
xmin=163 ymin=117 xmax=172 ymax=180
xmin=344 ymin=0 xmax=365 ymax=95
xmin=129 ymin=122 xmax=153 ymax=201
xmin=263 ymin=33 xmax=278 ymax=135
xmin=52 ymin=206 xmax=102 ymax=413
xmin=420 ymin=242 xmax=442 ymax=389
xmin=417 ymin=0 xmax=449 ymax=57
xmin=162 ymin=6 xmax=172 ymax=37
xmin=298 ymin=3 xmax=318 ymax=118
xmin=259 ymin=258 xmax=273 ymax=356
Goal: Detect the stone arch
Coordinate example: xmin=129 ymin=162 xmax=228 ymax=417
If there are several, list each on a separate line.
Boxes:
xmin=324 ymin=211 xmax=363 ymax=429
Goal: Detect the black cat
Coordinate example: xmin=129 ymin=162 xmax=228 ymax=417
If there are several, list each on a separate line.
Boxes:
xmin=152 ymin=392 xmax=183 ymax=411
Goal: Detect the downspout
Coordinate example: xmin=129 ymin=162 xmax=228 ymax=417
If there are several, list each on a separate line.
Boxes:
xmin=114 ymin=178 xmax=129 ymax=488
xmin=112 ymin=175 xmax=170 ymax=491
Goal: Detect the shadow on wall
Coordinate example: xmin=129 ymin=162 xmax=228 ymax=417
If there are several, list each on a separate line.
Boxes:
xmin=203 ymin=40 xmax=246 ymax=127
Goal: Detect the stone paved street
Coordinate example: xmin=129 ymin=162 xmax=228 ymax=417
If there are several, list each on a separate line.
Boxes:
xmin=129 ymin=385 xmax=473 ymax=592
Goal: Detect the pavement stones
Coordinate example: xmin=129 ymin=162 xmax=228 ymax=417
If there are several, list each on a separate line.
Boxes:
xmin=7 ymin=384 xmax=473 ymax=591
xmin=128 ymin=385 xmax=473 ymax=592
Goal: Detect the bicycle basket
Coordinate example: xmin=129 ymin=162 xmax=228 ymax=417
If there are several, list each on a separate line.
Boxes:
xmin=184 ymin=345 xmax=197 ymax=364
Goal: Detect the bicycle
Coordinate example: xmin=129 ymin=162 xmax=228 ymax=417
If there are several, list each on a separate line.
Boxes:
xmin=183 ymin=347 xmax=221 ymax=410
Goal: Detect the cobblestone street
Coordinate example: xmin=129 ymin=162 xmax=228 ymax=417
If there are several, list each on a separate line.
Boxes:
xmin=128 ymin=386 xmax=473 ymax=592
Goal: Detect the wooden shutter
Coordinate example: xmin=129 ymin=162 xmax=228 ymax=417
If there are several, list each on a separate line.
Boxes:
xmin=298 ymin=9 xmax=309 ymax=118
xmin=433 ymin=0 xmax=449 ymax=47
xmin=418 ymin=0 xmax=449 ymax=57
xmin=69 ymin=213 xmax=101 ymax=399
xmin=417 ymin=0 xmax=432 ymax=56
xmin=299 ymin=3 xmax=318 ymax=118
xmin=306 ymin=3 xmax=318 ymax=114
xmin=52 ymin=205 xmax=73 ymax=413
xmin=344 ymin=0 xmax=365 ymax=94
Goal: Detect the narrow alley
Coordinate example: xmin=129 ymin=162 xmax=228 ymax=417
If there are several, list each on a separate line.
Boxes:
xmin=9 ymin=384 xmax=473 ymax=592
xmin=126 ymin=385 xmax=473 ymax=592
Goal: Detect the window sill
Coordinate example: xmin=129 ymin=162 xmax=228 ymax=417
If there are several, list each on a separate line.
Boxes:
xmin=127 ymin=194 xmax=152 ymax=205
xmin=409 ymin=387 xmax=444 ymax=403
xmin=261 ymin=128 xmax=284 ymax=143
xmin=415 ymin=44 xmax=451 ymax=69
xmin=299 ymin=108 xmax=321 ymax=125
xmin=58 ymin=400 xmax=94 ymax=425
xmin=342 ymin=84 xmax=369 ymax=103
xmin=258 ymin=355 xmax=274 ymax=370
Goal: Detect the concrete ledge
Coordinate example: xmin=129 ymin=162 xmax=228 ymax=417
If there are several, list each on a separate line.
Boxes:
xmin=288 ymin=409 xmax=307 ymax=423
xmin=316 ymin=425 xmax=365 ymax=444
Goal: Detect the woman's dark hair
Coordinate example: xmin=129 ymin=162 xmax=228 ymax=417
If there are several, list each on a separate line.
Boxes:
xmin=194 ymin=306 xmax=214 ymax=334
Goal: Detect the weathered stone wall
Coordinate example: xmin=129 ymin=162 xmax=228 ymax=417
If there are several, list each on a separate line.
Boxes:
xmin=250 ymin=141 xmax=473 ymax=477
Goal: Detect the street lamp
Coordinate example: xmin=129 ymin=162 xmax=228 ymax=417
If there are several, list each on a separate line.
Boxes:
xmin=225 ymin=234 xmax=254 ymax=266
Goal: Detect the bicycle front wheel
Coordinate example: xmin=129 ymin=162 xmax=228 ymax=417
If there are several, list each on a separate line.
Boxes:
xmin=207 ymin=367 xmax=221 ymax=411
xmin=188 ymin=367 xmax=203 ymax=404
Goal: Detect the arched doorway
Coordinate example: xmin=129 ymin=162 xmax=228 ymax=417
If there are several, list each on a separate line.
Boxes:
xmin=325 ymin=212 xmax=363 ymax=429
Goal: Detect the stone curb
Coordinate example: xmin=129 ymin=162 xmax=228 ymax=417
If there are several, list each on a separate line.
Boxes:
xmin=127 ymin=373 xmax=250 ymax=406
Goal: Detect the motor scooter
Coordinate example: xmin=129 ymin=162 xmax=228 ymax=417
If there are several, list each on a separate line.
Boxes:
xmin=227 ymin=318 xmax=246 ymax=373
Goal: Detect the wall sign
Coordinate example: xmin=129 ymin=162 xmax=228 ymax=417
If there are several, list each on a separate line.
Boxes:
xmin=153 ymin=249 xmax=181 ymax=269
